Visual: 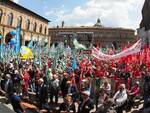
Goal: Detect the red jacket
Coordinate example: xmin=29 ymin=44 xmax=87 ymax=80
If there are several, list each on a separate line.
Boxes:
xmin=130 ymin=85 xmax=140 ymax=97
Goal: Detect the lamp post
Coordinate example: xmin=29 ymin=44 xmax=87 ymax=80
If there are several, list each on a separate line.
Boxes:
xmin=0 ymin=34 xmax=2 ymax=60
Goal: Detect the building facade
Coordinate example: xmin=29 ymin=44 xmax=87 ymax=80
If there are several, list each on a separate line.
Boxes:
xmin=138 ymin=0 xmax=150 ymax=48
xmin=0 ymin=0 xmax=50 ymax=46
xmin=49 ymin=20 xmax=135 ymax=48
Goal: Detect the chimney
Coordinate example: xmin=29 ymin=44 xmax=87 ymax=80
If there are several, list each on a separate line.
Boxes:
xmin=62 ymin=21 xmax=64 ymax=28
xmin=57 ymin=25 xmax=59 ymax=28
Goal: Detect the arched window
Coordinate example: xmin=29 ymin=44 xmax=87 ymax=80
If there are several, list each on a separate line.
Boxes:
xmin=45 ymin=26 xmax=47 ymax=35
xmin=33 ymin=22 xmax=37 ymax=32
xmin=26 ymin=19 xmax=30 ymax=30
xmin=7 ymin=13 xmax=13 ymax=26
xmin=17 ymin=16 xmax=22 ymax=27
xmin=39 ymin=24 xmax=42 ymax=33
xmin=0 ymin=9 xmax=3 ymax=23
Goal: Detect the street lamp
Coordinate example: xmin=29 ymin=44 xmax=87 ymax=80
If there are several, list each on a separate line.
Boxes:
xmin=0 ymin=34 xmax=2 ymax=60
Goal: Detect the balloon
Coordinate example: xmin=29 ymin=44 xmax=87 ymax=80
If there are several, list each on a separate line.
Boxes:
xmin=20 ymin=46 xmax=33 ymax=59
xmin=9 ymin=38 xmax=17 ymax=45
xmin=10 ymin=29 xmax=16 ymax=36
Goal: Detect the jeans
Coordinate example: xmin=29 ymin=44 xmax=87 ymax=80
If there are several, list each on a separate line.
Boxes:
xmin=116 ymin=104 xmax=125 ymax=113
xmin=50 ymin=87 xmax=59 ymax=104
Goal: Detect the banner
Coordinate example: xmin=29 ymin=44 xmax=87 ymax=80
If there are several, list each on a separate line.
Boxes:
xmin=92 ymin=39 xmax=141 ymax=61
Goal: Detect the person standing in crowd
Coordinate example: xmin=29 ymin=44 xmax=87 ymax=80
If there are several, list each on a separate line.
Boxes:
xmin=50 ymin=74 xmax=60 ymax=104
xmin=60 ymin=73 xmax=68 ymax=98
xmin=67 ymin=80 xmax=78 ymax=102
xmin=36 ymin=78 xmax=48 ymax=109
xmin=36 ymin=67 xmax=42 ymax=80
xmin=78 ymin=90 xmax=94 ymax=113
xmin=22 ymin=68 xmax=30 ymax=95
xmin=128 ymin=81 xmax=140 ymax=109
xmin=28 ymin=65 xmax=35 ymax=92
xmin=96 ymin=88 xmax=109 ymax=113
xmin=4 ymin=74 xmax=14 ymax=103
xmin=143 ymin=70 xmax=150 ymax=113
xmin=113 ymin=84 xmax=127 ymax=113
xmin=10 ymin=89 xmax=25 ymax=113
xmin=13 ymin=70 xmax=22 ymax=95
xmin=100 ymin=81 xmax=111 ymax=95
xmin=59 ymin=95 xmax=76 ymax=113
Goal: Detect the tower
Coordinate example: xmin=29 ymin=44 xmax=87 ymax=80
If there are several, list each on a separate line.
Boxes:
xmin=94 ymin=18 xmax=102 ymax=27
xmin=97 ymin=18 xmax=101 ymax=25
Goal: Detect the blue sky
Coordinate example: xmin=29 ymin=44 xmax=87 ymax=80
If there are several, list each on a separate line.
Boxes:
xmin=14 ymin=0 xmax=144 ymax=29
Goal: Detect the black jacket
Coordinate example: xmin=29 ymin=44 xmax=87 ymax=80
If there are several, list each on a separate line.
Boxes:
xmin=10 ymin=94 xmax=24 ymax=113
xmin=6 ymin=80 xmax=14 ymax=96
xmin=59 ymin=102 xmax=76 ymax=113
xmin=36 ymin=84 xmax=48 ymax=103
xmin=78 ymin=98 xmax=94 ymax=113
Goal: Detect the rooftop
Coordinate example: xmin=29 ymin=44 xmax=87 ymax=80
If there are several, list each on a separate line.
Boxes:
xmin=49 ymin=26 xmax=135 ymax=31
xmin=1 ymin=0 xmax=50 ymax=22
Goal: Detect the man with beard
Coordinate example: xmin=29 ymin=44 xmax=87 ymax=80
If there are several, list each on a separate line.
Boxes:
xmin=113 ymin=84 xmax=127 ymax=113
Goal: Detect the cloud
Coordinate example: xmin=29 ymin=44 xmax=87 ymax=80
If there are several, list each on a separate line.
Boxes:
xmin=14 ymin=0 xmax=19 ymax=3
xmin=45 ymin=11 xmax=55 ymax=16
xmin=45 ymin=0 xmax=145 ymax=29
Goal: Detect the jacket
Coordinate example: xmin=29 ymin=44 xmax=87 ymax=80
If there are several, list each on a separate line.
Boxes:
xmin=113 ymin=89 xmax=127 ymax=106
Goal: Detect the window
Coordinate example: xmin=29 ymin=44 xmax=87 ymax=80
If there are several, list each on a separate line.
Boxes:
xmin=7 ymin=13 xmax=13 ymax=26
xmin=45 ymin=26 xmax=47 ymax=34
xmin=17 ymin=16 xmax=22 ymax=27
xmin=39 ymin=24 xmax=42 ymax=33
xmin=0 ymin=9 xmax=2 ymax=23
xmin=33 ymin=22 xmax=37 ymax=32
xmin=26 ymin=19 xmax=30 ymax=30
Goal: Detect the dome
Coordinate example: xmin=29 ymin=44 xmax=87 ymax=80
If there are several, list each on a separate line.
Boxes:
xmin=97 ymin=18 xmax=101 ymax=24
xmin=94 ymin=18 xmax=102 ymax=27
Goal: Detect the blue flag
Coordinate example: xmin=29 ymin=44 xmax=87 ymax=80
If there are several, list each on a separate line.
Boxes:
xmin=9 ymin=26 xmax=21 ymax=54
xmin=72 ymin=55 xmax=77 ymax=70
xmin=15 ymin=26 xmax=21 ymax=54
xmin=27 ymin=40 xmax=33 ymax=49
xmin=0 ymin=35 xmax=2 ymax=39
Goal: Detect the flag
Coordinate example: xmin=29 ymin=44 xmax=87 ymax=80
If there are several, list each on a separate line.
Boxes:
xmin=15 ymin=26 xmax=21 ymax=54
xmin=10 ymin=26 xmax=21 ymax=54
xmin=72 ymin=55 xmax=77 ymax=70
xmin=73 ymin=38 xmax=86 ymax=49
xmin=0 ymin=35 xmax=2 ymax=39
xmin=27 ymin=40 xmax=33 ymax=49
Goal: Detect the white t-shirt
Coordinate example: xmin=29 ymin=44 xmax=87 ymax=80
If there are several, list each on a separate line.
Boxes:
xmin=113 ymin=89 xmax=127 ymax=106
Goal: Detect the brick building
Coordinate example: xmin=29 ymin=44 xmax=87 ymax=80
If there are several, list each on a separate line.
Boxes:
xmin=0 ymin=0 xmax=50 ymax=46
xmin=49 ymin=19 xmax=135 ymax=48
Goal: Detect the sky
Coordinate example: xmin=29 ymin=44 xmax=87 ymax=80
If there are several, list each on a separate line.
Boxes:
xmin=14 ymin=0 xmax=145 ymax=30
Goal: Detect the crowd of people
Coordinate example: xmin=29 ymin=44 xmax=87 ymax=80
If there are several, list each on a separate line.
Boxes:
xmin=0 ymin=52 xmax=150 ymax=113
